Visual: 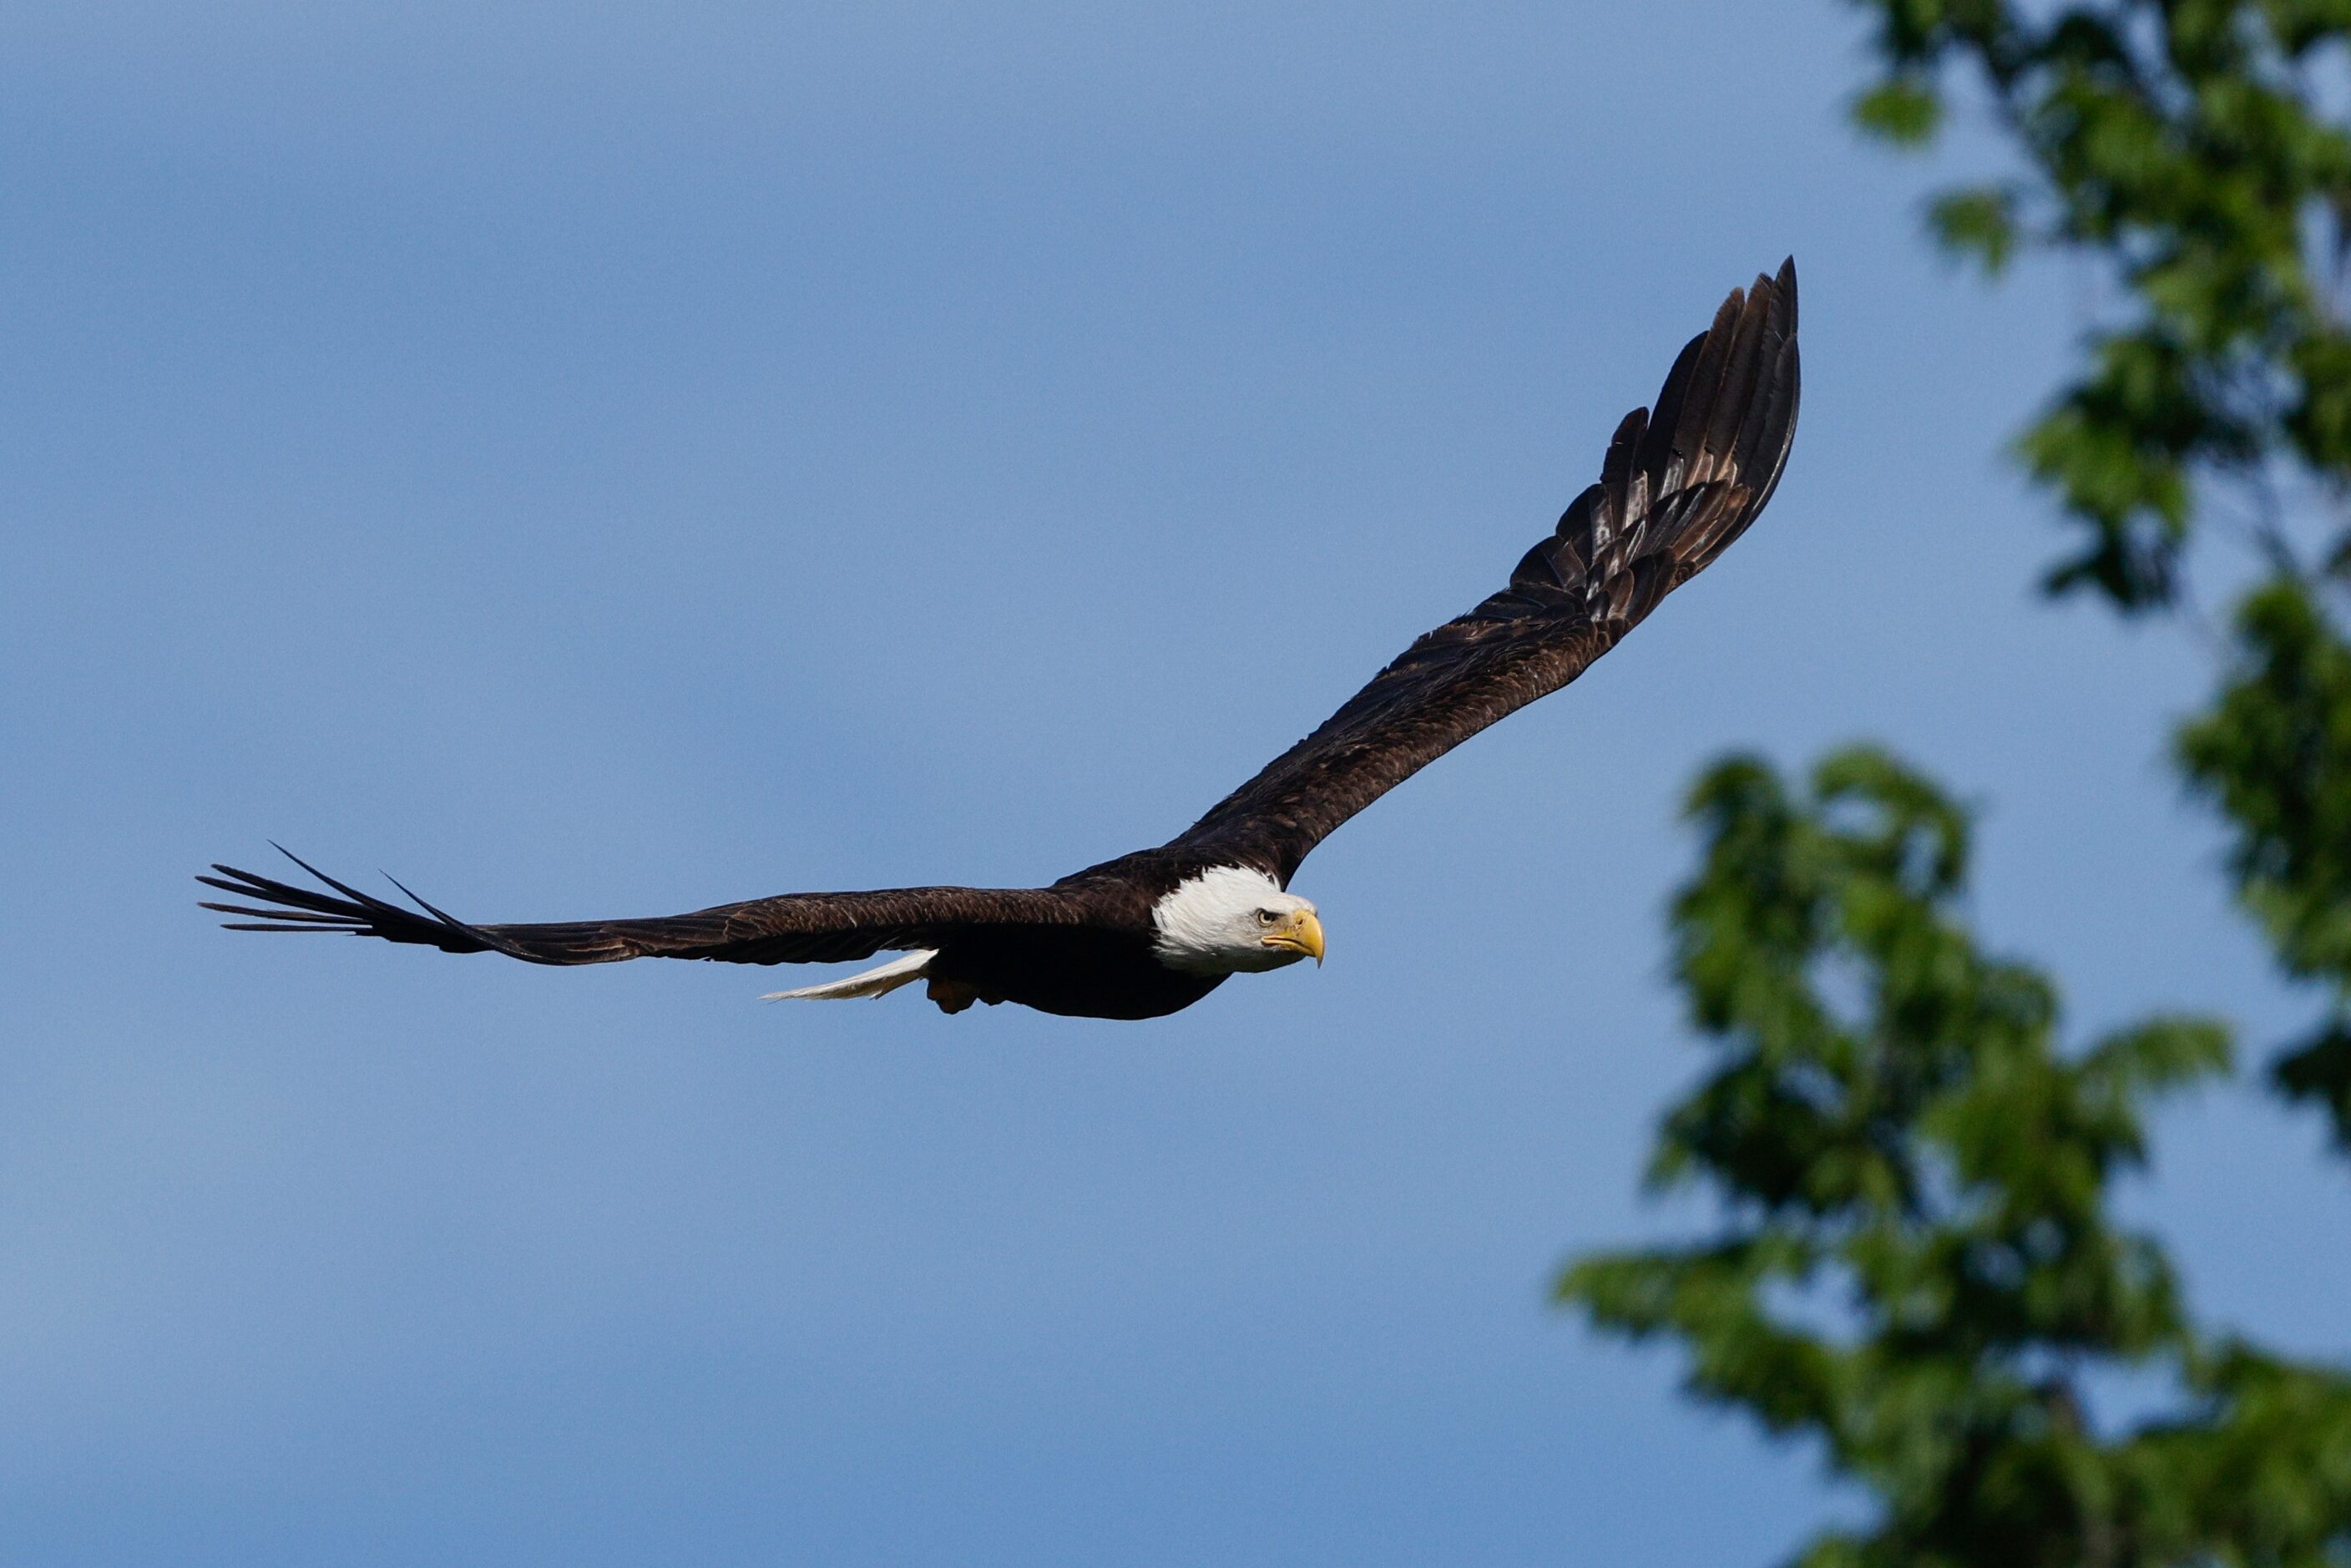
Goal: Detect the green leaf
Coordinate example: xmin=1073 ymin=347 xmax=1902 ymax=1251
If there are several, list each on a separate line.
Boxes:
xmin=2273 ymin=1016 xmax=2351 ymax=1149
xmin=1927 ymin=185 xmax=2021 ymax=272
xmin=1852 ymin=76 xmax=1945 ymax=144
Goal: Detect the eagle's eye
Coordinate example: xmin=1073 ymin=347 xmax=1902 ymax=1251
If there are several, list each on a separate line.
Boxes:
xmin=1256 ymin=909 xmax=1278 ymax=925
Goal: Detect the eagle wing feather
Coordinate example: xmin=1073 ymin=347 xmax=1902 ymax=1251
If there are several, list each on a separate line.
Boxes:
xmin=199 ymin=848 xmax=1084 ymax=967
xmin=1165 ymin=260 xmax=1800 ymax=884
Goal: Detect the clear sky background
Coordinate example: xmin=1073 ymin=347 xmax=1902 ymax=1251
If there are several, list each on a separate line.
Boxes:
xmin=4 ymin=3 xmax=2345 ymax=1563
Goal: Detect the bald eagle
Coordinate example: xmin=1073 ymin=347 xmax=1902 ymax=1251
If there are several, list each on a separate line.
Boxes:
xmin=202 ymin=261 xmax=1800 ymax=1019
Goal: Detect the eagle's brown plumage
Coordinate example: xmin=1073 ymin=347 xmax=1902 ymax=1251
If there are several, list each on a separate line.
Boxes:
xmin=1169 ymin=256 xmax=1798 ymax=883
xmin=203 ymin=850 xmax=1090 ymax=966
xmin=202 ymin=260 xmax=1801 ymax=1019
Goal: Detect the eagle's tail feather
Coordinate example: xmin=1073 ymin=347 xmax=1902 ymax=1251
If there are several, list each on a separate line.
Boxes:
xmin=761 ymin=948 xmax=938 ymax=1002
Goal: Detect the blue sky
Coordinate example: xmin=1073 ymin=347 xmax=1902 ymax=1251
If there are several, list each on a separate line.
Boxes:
xmin=4 ymin=3 xmax=2345 ymax=1562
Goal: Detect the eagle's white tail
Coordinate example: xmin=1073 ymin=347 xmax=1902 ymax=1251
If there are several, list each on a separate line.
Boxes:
xmin=761 ymin=948 xmax=938 ymax=1002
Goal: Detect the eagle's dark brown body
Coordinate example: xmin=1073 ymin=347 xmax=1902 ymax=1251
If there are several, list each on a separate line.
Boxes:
xmin=201 ymin=263 xmax=1802 ymax=1020
xmin=923 ymin=925 xmax=1225 ymax=1019
xmin=922 ymin=853 xmax=1228 ymax=1019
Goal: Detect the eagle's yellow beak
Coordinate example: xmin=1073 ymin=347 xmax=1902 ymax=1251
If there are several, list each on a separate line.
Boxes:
xmin=1262 ymin=908 xmax=1325 ymax=964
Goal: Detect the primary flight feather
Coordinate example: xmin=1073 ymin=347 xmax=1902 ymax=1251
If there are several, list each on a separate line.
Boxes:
xmin=202 ymin=260 xmax=1801 ymax=1019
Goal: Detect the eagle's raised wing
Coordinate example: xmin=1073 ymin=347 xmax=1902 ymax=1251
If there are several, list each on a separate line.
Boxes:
xmin=199 ymin=850 xmax=1081 ymax=966
xmin=1168 ymin=260 xmax=1799 ymax=886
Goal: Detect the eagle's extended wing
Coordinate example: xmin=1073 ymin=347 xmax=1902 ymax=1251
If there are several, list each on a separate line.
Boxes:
xmin=1168 ymin=260 xmax=1799 ymax=885
xmin=199 ymin=850 xmax=1081 ymax=966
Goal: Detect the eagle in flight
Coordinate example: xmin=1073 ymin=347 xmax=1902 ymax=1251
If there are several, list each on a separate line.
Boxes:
xmin=203 ymin=261 xmax=1800 ymax=1019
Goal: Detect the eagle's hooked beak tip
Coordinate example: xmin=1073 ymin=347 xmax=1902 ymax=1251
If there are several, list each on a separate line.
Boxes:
xmin=1264 ymin=908 xmax=1325 ymax=965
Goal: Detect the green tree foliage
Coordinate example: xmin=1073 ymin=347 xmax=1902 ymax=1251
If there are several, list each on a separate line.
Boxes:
xmin=1842 ymin=0 xmax=2351 ymax=1141
xmin=2178 ymin=580 xmax=2351 ymax=1141
xmin=1560 ymin=749 xmax=2351 ymax=1567
xmin=1845 ymin=0 xmax=2351 ymax=606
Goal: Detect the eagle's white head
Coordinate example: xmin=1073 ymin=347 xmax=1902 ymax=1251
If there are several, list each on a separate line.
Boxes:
xmin=1150 ymin=865 xmax=1324 ymax=976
